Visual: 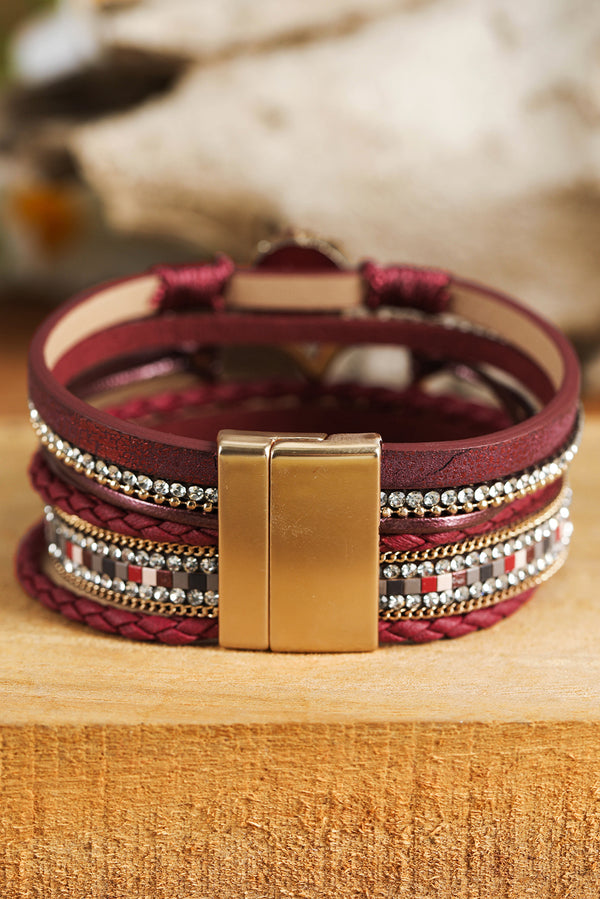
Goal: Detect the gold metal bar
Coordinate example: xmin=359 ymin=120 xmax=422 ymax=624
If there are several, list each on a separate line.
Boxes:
xmin=269 ymin=434 xmax=381 ymax=653
xmin=217 ymin=432 xmax=274 ymax=650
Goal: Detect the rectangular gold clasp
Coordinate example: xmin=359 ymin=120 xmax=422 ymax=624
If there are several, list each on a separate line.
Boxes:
xmin=218 ymin=431 xmax=381 ymax=653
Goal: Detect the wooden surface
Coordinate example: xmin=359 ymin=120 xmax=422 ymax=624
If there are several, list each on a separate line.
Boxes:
xmin=1 ymin=415 xmax=600 ymax=898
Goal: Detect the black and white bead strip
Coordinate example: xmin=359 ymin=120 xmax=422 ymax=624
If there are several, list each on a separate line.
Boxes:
xmin=44 ymin=508 xmax=218 ymax=615
xmin=30 ymin=403 xmax=217 ymax=512
xmin=379 ymin=501 xmax=572 ymax=618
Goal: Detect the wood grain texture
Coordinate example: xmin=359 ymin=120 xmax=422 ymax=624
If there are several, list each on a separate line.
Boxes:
xmin=1 ymin=416 xmax=599 ymax=898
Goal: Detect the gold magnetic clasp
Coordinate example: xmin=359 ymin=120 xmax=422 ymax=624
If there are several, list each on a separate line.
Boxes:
xmin=217 ymin=431 xmax=382 ymax=653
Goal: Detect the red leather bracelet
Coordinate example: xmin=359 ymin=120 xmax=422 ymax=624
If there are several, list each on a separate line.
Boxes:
xmin=18 ymin=241 xmax=580 ymax=651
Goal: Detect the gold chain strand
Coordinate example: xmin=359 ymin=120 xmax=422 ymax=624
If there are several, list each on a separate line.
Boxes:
xmin=52 ymin=549 xmax=566 ymax=622
xmin=380 ymin=484 xmax=569 ymax=564
xmin=380 ymin=551 xmax=567 ymax=621
xmin=52 ymin=558 xmax=218 ymax=619
xmin=53 ymin=507 xmax=217 ymax=558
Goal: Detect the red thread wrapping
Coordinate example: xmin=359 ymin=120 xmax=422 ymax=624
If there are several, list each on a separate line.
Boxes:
xmin=360 ymin=260 xmax=452 ymax=313
xmin=151 ymin=255 xmax=234 ymax=313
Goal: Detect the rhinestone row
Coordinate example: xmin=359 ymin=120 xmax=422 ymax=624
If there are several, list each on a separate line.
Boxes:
xmin=30 ymin=403 xmax=217 ymax=512
xmin=380 ymin=420 xmax=580 ymax=518
xmin=379 ymin=501 xmax=571 ymax=618
xmin=45 ymin=507 xmax=218 ymax=616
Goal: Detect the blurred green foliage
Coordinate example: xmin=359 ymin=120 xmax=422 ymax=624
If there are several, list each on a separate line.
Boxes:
xmin=0 ymin=0 xmax=54 ymax=80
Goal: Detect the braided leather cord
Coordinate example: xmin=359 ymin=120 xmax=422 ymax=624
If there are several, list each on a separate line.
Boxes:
xmin=16 ymin=524 xmax=218 ymax=645
xmin=21 ymin=386 xmax=551 ymax=644
xmin=16 ymin=522 xmax=535 ymax=646
xmin=30 ymin=449 xmax=560 ymax=553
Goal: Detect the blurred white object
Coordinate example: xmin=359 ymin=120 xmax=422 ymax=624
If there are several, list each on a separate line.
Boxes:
xmin=11 ymin=0 xmax=100 ymax=84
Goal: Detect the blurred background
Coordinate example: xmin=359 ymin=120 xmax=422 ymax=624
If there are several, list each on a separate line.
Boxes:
xmin=1 ymin=0 xmax=599 ymax=411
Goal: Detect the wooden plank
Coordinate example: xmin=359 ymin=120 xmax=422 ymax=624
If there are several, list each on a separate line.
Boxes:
xmin=1 ymin=417 xmax=599 ymax=897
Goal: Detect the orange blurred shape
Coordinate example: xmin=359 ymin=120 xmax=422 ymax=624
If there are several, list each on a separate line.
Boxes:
xmin=8 ymin=182 xmax=85 ymax=259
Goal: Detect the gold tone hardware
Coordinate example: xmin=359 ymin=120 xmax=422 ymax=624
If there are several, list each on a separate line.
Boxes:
xmin=217 ymin=431 xmax=381 ymax=652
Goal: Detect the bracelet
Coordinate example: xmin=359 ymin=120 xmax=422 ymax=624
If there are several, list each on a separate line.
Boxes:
xmin=17 ymin=239 xmax=581 ymax=652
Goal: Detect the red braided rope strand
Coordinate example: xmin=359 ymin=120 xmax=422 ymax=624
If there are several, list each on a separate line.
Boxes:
xmin=29 ymin=451 xmax=218 ymax=546
xmin=15 ymin=524 xmax=218 ymax=645
xmin=30 ymin=448 xmax=561 ymax=553
xmin=15 ymin=522 xmax=533 ymax=645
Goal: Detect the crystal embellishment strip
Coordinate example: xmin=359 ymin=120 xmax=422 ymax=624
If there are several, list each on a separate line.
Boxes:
xmin=380 ymin=416 xmax=581 ymax=518
xmin=379 ymin=493 xmax=572 ymax=618
xmin=44 ymin=507 xmax=218 ymax=617
xmin=30 ymin=400 xmax=580 ymax=520
xmin=29 ymin=403 xmax=218 ymax=513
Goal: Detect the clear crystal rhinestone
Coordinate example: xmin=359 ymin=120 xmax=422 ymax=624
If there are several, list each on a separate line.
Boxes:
xmin=201 ymin=556 xmax=218 ymax=574
xmin=137 ymin=475 xmax=153 ymax=492
xmin=424 ymin=491 xmax=440 ymax=508
xmin=524 ymin=532 xmax=534 ymax=546
xmin=107 ymin=545 xmax=121 ymax=561
xmin=503 ymin=541 xmax=514 ymax=556
xmin=482 ymin=578 xmax=496 ymax=595
xmin=438 ymin=590 xmax=453 ymax=606
xmin=187 ymin=485 xmax=204 ymax=502
xmin=153 ymin=479 xmax=169 ymax=496
xmin=406 ymin=491 xmax=424 ymax=509
xmin=188 ymin=589 xmax=204 ymax=606
xmin=387 ymin=595 xmax=400 ymax=610
xmin=96 ymin=541 xmax=109 ymax=556
xmin=73 ymin=565 xmax=85 ymax=580
xmin=107 ymin=465 xmax=121 ymax=482
xmin=536 ymin=557 xmax=546 ymax=572
xmin=121 ymin=548 xmax=136 ymax=563
xmin=170 ymin=588 xmax=186 ymax=604
xmin=513 ymin=538 xmax=524 ymax=552
xmin=469 ymin=581 xmax=483 ymax=598
xmin=382 ymin=564 xmax=400 ymax=580
xmin=111 ymin=577 xmax=124 ymax=593
xmin=135 ymin=550 xmax=149 ymax=567
xmin=44 ymin=505 xmax=54 ymax=520
xmin=92 ymin=572 xmax=102 ymax=586
xmin=380 ymin=491 xmax=388 ymax=507
xmin=454 ymin=585 xmax=470 ymax=601
xmin=154 ymin=586 xmax=169 ymax=602
xmin=149 ymin=552 xmax=165 ymax=569
xmin=404 ymin=594 xmax=421 ymax=610
xmin=490 ymin=481 xmax=505 ymax=498
xmin=95 ymin=459 xmax=109 ymax=477
xmin=47 ymin=543 xmax=58 ymax=558
xmin=125 ymin=581 xmax=139 ymax=597
xmin=122 ymin=470 xmax=137 ymax=487
xmin=417 ymin=560 xmax=434 ymax=577
xmin=491 ymin=544 xmax=504 ymax=559
xmin=379 ymin=595 xmax=389 ymax=610
xmin=507 ymin=572 xmax=519 ymax=586
xmin=545 ymin=551 xmax=554 ymax=566
xmin=167 ymin=554 xmax=182 ymax=571
xmin=183 ymin=555 xmax=199 ymax=573
xmin=518 ymin=568 xmax=528 ymax=581
xmin=464 ymin=552 xmax=479 ymax=568
xmin=401 ymin=562 xmax=417 ymax=578
xmin=474 ymin=485 xmax=489 ymax=502
xmin=563 ymin=521 xmax=574 ymax=540
xmin=423 ymin=592 xmax=439 ymax=609
xmin=204 ymin=590 xmax=219 ymax=607
xmin=441 ymin=489 xmax=457 ymax=507
xmin=549 ymin=517 xmax=558 ymax=532
xmin=170 ymin=482 xmax=186 ymax=498
xmin=534 ymin=527 xmax=543 ymax=542
xmin=388 ymin=491 xmax=405 ymax=509
xmin=204 ymin=487 xmax=218 ymax=504
xmin=450 ymin=555 xmax=465 ymax=572
xmin=479 ymin=549 xmax=492 ymax=565
xmin=84 ymin=536 xmax=96 ymax=550
xmin=435 ymin=558 xmax=451 ymax=574
xmin=457 ymin=487 xmax=474 ymax=504
xmin=527 ymin=563 xmax=537 ymax=577
xmin=496 ymin=574 xmax=509 ymax=590
xmin=139 ymin=584 xmax=154 ymax=600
